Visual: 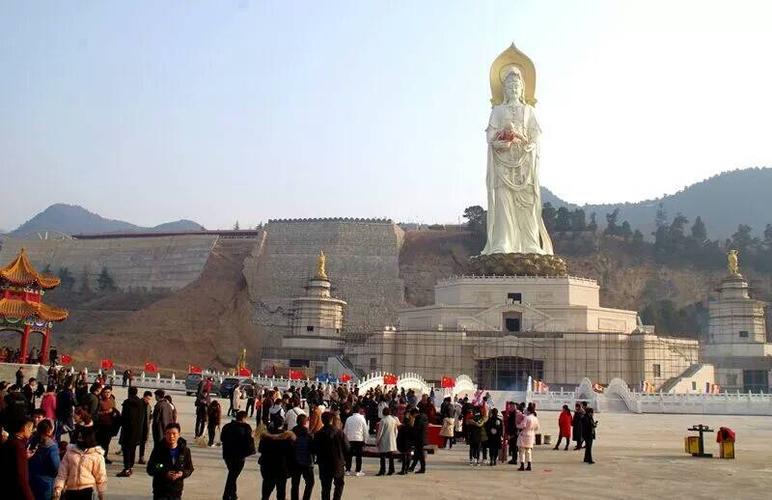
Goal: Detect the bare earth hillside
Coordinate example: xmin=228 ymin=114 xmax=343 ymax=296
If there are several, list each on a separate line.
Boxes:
xmin=69 ymin=238 xmax=259 ymax=371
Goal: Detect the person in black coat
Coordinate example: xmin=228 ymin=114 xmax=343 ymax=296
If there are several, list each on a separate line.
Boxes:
xmin=582 ymin=407 xmax=597 ymax=464
xmin=147 ymin=423 xmax=194 ymax=499
xmin=118 ymin=386 xmax=146 ymax=477
xmin=55 ymin=381 xmax=77 ymax=441
xmin=483 ymin=408 xmax=504 ymax=466
xmin=258 ymin=417 xmax=293 ymax=500
xmin=572 ymin=403 xmax=585 ymax=450
xmin=290 ymin=414 xmax=315 ymax=500
xmin=220 ymin=411 xmax=255 ymax=500
xmin=408 ymin=408 xmax=427 ymax=473
xmin=314 ymin=412 xmax=349 ymax=500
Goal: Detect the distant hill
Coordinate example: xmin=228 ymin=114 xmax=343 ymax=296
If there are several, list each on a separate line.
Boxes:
xmin=544 ymin=167 xmax=772 ymax=240
xmin=10 ymin=204 xmax=205 ymax=237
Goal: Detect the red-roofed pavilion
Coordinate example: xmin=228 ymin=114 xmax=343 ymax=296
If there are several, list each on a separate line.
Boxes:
xmin=0 ymin=248 xmax=68 ymax=364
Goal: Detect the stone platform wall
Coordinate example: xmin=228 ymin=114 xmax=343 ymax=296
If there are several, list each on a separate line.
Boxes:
xmin=244 ymin=219 xmax=406 ymax=347
xmin=0 ymin=235 xmax=218 ymax=291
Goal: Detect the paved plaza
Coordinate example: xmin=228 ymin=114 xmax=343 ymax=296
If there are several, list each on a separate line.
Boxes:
xmin=98 ymin=388 xmax=772 ymax=500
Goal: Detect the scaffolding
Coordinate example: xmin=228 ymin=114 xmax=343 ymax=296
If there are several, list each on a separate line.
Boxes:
xmin=259 ymin=328 xmax=699 ymax=391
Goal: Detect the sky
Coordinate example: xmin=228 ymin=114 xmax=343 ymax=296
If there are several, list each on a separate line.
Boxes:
xmin=2 ymin=0 xmax=772 ymax=231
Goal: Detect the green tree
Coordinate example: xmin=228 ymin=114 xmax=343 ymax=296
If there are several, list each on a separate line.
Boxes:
xmin=587 ymin=212 xmax=598 ymax=232
xmin=655 ymin=203 xmax=668 ymax=228
xmin=541 ymin=203 xmax=557 ymax=232
xmin=57 ymin=267 xmax=75 ymax=291
xmin=462 ymin=205 xmax=487 ymax=250
xmin=463 ymin=205 xmax=487 ymax=233
xmin=604 ymin=209 xmax=620 ymax=236
xmin=731 ymin=224 xmax=754 ymax=252
xmin=691 ymin=216 xmax=707 ymax=241
xmin=632 ymin=229 xmax=644 ymax=245
xmin=555 ymin=207 xmax=572 ymax=232
xmin=97 ymin=266 xmax=117 ymax=292
xmin=669 ymin=213 xmax=688 ymax=239
xmin=571 ymin=209 xmax=587 ymax=231
xmin=620 ymin=221 xmax=633 ymax=241
xmin=763 ymin=224 xmax=772 ymax=249
xmin=79 ymin=267 xmax=91 ymax=294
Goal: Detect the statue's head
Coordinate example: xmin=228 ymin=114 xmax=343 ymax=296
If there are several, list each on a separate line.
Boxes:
xmin=502 ymin=67 xmax=524 ymax=104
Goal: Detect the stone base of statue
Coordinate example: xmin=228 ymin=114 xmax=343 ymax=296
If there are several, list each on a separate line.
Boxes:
xmin=469 ymin=252 xmax=568 ymax=277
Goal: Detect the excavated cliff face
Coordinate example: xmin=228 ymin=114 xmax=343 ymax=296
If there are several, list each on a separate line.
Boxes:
xmin=398 ymin=229 xmax=770 ymax=313
xmin=69 ymin=238 xmax=260 ymax=370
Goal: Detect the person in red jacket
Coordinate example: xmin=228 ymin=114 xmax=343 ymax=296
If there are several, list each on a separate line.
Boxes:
xmin=553 ymin=405 xmax=572 ymax=451
xmin=0 ymin=416 xmax=35 ymax=500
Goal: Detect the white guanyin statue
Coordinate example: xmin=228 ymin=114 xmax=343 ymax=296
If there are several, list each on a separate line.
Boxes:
xmin=481 ymin=47 xmax=553 ymax=257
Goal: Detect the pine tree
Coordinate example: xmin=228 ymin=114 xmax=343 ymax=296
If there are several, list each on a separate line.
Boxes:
xmin=691 ymin=216 xmax=707 ymax=241
xmin=571 ymin=209 xmax=587 ymax=231
xmin=541 ymin=203 xmax=557 ymax=232
xmin=655 ymin=203 xmax=668 ymax=228
xmin=555 ymin=207 xmax=572 ymax=232
xmin=97 ymin=266 xmax=117 ymax=292
xmin=620 ymin=221 xmax=633 ymax=241
xmin=57 ymin=267 xmax=75 ymax=291
xmin=79 ymin=266 xmax=91 ymax=294
xmin=588 ymin=213 xmax=598 ymax=232
xmin=604 ymin=209 xmax=620 ymax=236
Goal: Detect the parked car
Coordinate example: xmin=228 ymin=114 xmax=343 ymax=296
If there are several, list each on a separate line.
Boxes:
xmin=219 ymin=377 xmax=249 ymax=398
xmin=185 ymin=373 xmax=202 ymax=396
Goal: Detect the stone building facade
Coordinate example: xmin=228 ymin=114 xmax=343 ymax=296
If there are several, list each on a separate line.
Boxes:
xmin=346 ymin=275 xmax=699 ymax=390
xmin=244 ymin=218 xmax=406 ymax=350
xmin=702 ymin=272 xmax=772 ymax=392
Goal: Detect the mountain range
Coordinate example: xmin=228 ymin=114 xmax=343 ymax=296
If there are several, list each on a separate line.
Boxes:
xmin=9 ymin=204 xmax=205 ymax=237
xmin=545 ymin=167 xmax=772 ymax=240
xmin=4 ymin=167 xmax=771 ymax=239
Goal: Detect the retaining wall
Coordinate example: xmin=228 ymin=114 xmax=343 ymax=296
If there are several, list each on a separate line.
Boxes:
xmin=0 ymin=235 xmax=218 ymax=291
xmin=244 ymin=219 xmax=406 ymax=346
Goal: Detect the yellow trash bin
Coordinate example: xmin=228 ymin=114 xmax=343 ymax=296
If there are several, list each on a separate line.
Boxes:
xmin=719 ymin=441 xmax=735 ymax=459
xmin=684 ymin=436 xmax=700 ymax=455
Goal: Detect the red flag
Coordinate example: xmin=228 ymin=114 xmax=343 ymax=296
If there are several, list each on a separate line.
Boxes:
xmin=188 ymin=364 xmax=202 ymax=374
xmin=100 ymin=359 xmax=113 ymax=370
xmin=441 ymin=376 xmax=455 ymax=388
xmin=144 ymin=362 xmax=158 ymax=373
xmin=60 ymin=354 xmax=73 ymax=365
xmin=340 ymin=373 xmax=352 ymax=383
xmin=383 ymin=373 xmax=398 ymax=385
xmin=289 ymin=369 xmax=304 ymax=380
xmin=238 ymin=367 xmax=252 ymax=377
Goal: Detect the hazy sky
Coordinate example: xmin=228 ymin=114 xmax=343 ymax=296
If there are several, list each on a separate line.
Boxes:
xmin=2 ymin=1 xmax=772 ymax=230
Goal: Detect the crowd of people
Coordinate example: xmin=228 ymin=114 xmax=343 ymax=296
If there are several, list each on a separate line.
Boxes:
xmin=0 ymin=365 xmax=191 ymax=499
xmin=0 ymin=365 xmax=598 ymax=500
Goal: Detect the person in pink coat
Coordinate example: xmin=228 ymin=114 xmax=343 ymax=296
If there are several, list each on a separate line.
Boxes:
xmin=40 ymin=385 xmax=57 ymax=421
xmin=554 ymin=405 xmax=573 ymax=451
xmin=516 ymin=402 xmax=540 ymax=471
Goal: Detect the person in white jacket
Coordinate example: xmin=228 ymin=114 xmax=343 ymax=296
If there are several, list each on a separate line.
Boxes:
xmin=376 ymin=407 xmax=399 ymax=476
xmin=516 ymin=402 xmax=541 ymax=471
xmin=343 ymin=404 xmax=368 ymax=476
xmin=53 ymin=424 xmax=107 ymax=500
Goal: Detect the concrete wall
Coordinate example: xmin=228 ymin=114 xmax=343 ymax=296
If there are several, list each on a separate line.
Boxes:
xmin=0 ymin=235 xmax=218 ymax=291
xmin=244 ymin=219 xmax=406 ymax=347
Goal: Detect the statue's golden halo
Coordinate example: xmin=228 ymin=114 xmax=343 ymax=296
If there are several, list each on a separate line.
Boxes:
xmin=489 ymin=43 xmax=537 ymax=107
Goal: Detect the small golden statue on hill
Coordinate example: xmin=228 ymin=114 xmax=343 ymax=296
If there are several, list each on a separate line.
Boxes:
xmin=727 ymin=249 xmax=740 ymax=275
xmin=316 ymin=250 xmax=328 ymax=280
